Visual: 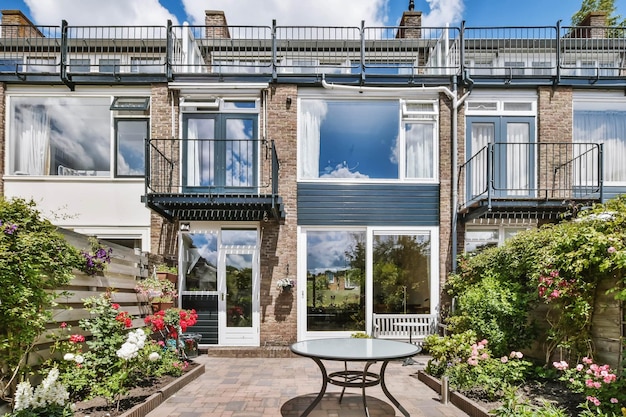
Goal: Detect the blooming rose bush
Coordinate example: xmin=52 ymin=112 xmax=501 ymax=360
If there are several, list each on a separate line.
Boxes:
xmin=553 ymin=357 xmax=625 ymax=416
xmin=40 ymin=292 xmax=189 ymax=411
xmin=425 ymin=332 xmax=533 ymax=401
xmin=144 ymin=308 xmax=198 ymax=357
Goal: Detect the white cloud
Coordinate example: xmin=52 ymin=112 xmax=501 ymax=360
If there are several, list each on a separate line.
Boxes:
xmin=182 ymin=0 xmax=389 ymax=27
xmin=421 ymin=0 xmax=464 ymax=27
xmin=24 ymin=0 xmax=179 ymax=26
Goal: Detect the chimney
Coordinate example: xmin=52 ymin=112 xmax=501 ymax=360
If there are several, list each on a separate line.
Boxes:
xmin=205 ymin=10 xmax=230 ymax=39
xmin=396 ymin=9 xmax=422 ymax=39
xmin=575 ymin=11 xmax=607 ymax=38
xmin=1 ymin=9 xmax=44 ymax=38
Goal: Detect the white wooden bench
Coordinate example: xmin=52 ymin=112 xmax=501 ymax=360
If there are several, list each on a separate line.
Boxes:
xmin=372 ymin=313 xmax=437 ymax=346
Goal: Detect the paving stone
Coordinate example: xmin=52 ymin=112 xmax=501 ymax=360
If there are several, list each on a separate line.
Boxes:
xmin=145 ymin=355 xmax=469 ymax=417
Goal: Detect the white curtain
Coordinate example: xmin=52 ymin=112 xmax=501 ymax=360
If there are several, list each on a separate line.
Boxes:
xmin=405 ymin=123 xmax=434 ymax=178
xmin=574 ymin=110 xmax=626 ymax=183
xmin=16 ymin=106 xmax=50 ymax=175
xmin=299 ymin=100 xmax=326 ymax=179
xmin=186 ymin=120 xmax=200 ymax=186
xmin=505 ymin=123 xmax=530 ymax=195
xmin=470 ymin=123 xmax=493 ymax=198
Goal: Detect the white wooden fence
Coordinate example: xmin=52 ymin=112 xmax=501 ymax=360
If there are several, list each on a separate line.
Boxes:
xmin=372 ymin=313 xmax=437 ymax=345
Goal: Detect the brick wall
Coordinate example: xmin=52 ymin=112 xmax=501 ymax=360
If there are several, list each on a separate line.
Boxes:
xmin=538 ymin=86 xmax=573 ymax=198
xmin=260 ymin=84 xmax=298 ymax=345
xmin=149 ymin=83 xmax=178 ymax=257
xmin=439 ymin=92 xmax=454 ymax=308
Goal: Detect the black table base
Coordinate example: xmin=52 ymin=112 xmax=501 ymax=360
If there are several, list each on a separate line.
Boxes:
xmin=300 ymin=357 xmax=410 ymax=417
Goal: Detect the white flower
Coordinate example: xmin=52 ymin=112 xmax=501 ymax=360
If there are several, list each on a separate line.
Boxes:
xmin=13 ymin=380 xmax=33 ymax=411
xmin=74 ymin=354 xmax=84 ymax=364
xmin=148 ymin=352 xmax=160 ymax=362
xmin=30 ymin=368 xmax=69 ymax=409
xmin=63 ymin=353 xmax=75 ymax=361
xmin=116 ymin=329 xmax=147 ymax=360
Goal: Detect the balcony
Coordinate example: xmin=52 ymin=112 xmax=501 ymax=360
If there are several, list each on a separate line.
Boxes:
xmin=2 ymin=16 xmax=626 ymax=87
xmin=143 ymin=138 xmax=283 ymax=222
xmin=458 ymin=142 xmax=603 ymax=221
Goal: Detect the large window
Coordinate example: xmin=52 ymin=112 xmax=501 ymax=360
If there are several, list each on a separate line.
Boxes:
xmin=9 ymin=96 xmax=111 ymax=176
xmin=302 ymin=227 xmax=438 ymax=335
xmin=299 ymin=99 xmax=437 ymax=181
xmin=574 ymin=100 xmax=626 ymax=183
xmin=8 ymin=95 xmax=149 ymax=177
xmin=115 ymin=119 xmax=147 ymax=177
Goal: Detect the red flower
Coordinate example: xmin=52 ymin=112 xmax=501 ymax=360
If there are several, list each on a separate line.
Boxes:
xmin=111 ymin=303 xmax=120 ymax=310
xmin=69 ymin=334 xmax=85 ymax=343
xmin=60 ymin=322 xmax=67 ymax=329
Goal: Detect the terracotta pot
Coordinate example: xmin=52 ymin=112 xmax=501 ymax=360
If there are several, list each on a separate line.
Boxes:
xmin=151 ymin=301 xmax=174 ymax=313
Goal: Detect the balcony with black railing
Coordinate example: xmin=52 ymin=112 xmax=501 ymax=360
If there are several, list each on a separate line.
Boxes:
xmin=458 ymin=142 xmax=603 ymax=221
xmin=143 ymin=138 xmax=283 ymax=222
xmin=2 ymin=14 xmax=626 ymax=87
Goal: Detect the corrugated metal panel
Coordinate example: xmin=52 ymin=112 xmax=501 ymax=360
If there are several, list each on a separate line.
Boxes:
xmin=297 ymin=183 xmax=439 ymax=226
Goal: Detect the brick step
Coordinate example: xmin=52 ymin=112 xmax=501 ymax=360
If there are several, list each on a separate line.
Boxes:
xmin=202 ymin=346 xmax=297 ymax=358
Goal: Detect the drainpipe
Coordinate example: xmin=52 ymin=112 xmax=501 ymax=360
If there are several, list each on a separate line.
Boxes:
xmin=321 ymin=76 xmax=471 ymax=274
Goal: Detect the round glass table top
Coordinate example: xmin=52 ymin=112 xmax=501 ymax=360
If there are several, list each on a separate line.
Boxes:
xmin=290 ymin=338 xmax=420 ymax=361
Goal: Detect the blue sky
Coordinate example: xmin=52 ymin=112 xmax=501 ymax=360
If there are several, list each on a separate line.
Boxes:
xmin=2 ymin=0 xmax=626 ymax=28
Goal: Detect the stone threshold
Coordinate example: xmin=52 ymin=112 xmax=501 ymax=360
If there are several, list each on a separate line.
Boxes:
xmin=417 ymin=370 xmax=491 ymax=417
xmin=118 ymin=362 xmax=205 ymax=417
xmin=203 ymin=345 xmax=297 ymax=358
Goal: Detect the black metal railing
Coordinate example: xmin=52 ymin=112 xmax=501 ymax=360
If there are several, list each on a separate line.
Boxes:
xmin=146 ymin=138 xmax=278 ymax=197
xmin=3 ymin=18 xmax=626 ymax=84
xmin=458 ymin=142 xmax=603 ymax=210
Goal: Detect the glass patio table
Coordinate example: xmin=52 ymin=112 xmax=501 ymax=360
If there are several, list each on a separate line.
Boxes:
xmin=290 ymin=338 xmax=420 ymax=417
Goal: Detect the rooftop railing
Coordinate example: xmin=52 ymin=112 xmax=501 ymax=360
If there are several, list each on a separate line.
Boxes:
xmin=2 ymin=19 xmax=626 ymax=84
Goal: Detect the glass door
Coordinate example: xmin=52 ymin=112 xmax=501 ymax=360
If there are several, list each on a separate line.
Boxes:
xmin=218 ymin=249 xmax=259 ymax=345
xmin=467 ymin=117 xmax=535 ymax=198
xmin=182 ymin=114 xmax=258 ymax=193
xmin=180 ymin=228 xmax=259 ymax=346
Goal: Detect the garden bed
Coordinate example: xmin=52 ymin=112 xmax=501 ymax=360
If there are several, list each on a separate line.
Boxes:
xmin=417 ymin=371 xmax=585 ymax=417
xmin=73 ymin=360 xmax=204 ymax=417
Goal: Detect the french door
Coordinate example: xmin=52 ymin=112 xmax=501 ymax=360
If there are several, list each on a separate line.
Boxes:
xmin=218 ymin=248 xmax=259 ymax=345
xmin=180 ymin=228 xmax=260 ymax=346
xmin=182 ymin=113 xmax=258 ymax=193
xmin=466 ymin=116 xmax=536 ymax=199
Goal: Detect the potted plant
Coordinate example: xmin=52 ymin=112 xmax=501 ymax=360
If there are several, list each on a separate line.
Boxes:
xmin=156 ymin=264 xmax=178 ymax=287
xmin=135 ymin=274 xmax=177 ymax=312
xmin=276 ymin=278 xmax=295 ymax=292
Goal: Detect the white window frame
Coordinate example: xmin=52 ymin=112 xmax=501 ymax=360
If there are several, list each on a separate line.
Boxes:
xmin=297 ymin=90 xmax=439 ymax=184
xmin=296 ymin=225 xmax=440 ymax=341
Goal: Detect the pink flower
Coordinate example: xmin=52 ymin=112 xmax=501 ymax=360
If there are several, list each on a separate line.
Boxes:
xmin=69 ymin=334 xmax=85 ymax=343
xmin=60 ymin=322 xmax=67 ymax=329
xmin=608 ymin=246 xmax=616 ymax=253
xmin=501 ymin=356 xmax=508 ymax=363
xmin=610 ymin=398 xmax=618 ymax=404
xmin=515 ymin=351 xmax=523 ymax=359
xmin=549 ymin=289 xmax=560 ymax=299
xmin=111 ymin=303 xmax=120 ymax=310
xmin=480 ymin=339 xmax=488 ymax=346
xmin=582 ymin=357 xmax=593 ymax=364
xmin=480 ymin=353 xmax=489 ymax=360
xmin=553 ymin=361 xmax=568 ymax=371
xmin=467 ymin=358 xmax=478 ymax=366
xmin=586 ymin=396 xmax=601 ymax=406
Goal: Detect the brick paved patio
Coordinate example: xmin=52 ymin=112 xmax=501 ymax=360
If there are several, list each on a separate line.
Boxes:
xmin=145 ymin=354 xmax=469 ymax=417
